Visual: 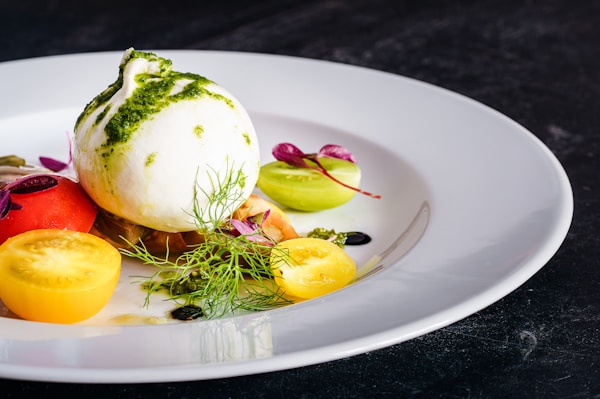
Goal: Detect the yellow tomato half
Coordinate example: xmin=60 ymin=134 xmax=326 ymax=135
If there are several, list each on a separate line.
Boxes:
xmin=0 ymin=229 xmax=121 ymax=324
xmin=270 ymin=237 xmax=356 ymax=299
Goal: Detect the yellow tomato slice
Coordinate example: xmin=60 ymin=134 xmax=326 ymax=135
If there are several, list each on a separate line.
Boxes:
xmin=270 ymin=237 xmax=356 ymax=299
xmin=0 ymin=229 xmax=121 ymax=324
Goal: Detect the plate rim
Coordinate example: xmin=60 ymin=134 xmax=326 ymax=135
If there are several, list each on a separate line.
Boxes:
xmin=0 ymin=50 xmax=573 ymax=383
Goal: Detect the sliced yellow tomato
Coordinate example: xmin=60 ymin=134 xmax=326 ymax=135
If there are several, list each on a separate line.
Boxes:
xmin=0 ymin=229 xmax=121 ymax=324
xmin=270 ymin=237 xmax=356 ymax=299
xmin=234 ymin=194 xmax=299 ymax=242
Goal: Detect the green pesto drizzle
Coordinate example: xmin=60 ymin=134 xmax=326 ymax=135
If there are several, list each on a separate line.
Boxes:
xmin=102 ymin=73 xmax=218 ymax=147
xmin=242 ymin=132 xmax=252 ymax=146
xmin=73 ymin=50 xmax=143 ymax=129
xmin=75 ymin=49 xmax=237 ymax=155
xmin=96 ymin=104 xmax=111 ymax=125
xmin=145 ymin=152 xmax=157 ymax=167
xmin=193 ymin=125 xmax=204 ymax=138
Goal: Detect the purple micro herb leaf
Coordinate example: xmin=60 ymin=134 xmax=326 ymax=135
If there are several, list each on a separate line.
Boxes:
xmin=272 ymin=143 xmax=310 ymax=168
xmin=0 ymin=190 xmax=10 ymax=219
xmin=272 ymin=142 xmax=381 ymax=199
xmin=39 ymin=131 xmax=73 ymax=172
xmin=252 ymin=209 xmax=270 ymax=225
xmin=39 ymin=156 xmax=69 ymax=172
xmin=0 ymin=190 xmax=21 ymax=220
xmin=230 ymin=218 xmax=257 ymax=236
xmin=230 ymin=210 xmax=274 ymax=245
xmin=318 ymin=144 xmax=357 ymax=163
xmin=6 ymin=174 xmax=59 ymax=195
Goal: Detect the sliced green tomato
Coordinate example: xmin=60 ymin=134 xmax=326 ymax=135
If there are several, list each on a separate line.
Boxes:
xmin=257 ymin=158 xmax=361 ymax=211
xmin=270 ymin=237 xmax=356 ymax=299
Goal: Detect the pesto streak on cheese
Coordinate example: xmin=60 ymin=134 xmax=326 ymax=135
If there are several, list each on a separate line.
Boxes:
xmin=73 ymin=48 xmax=260 ymax=232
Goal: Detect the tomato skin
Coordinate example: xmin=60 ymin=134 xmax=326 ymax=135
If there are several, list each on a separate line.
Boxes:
xmin=0 ymin=176 xmax=97 ymax=244
xmin=0 ymin=229 xmax=121 ymax=324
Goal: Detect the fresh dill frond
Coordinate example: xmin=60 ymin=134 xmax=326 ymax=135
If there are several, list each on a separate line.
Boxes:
xmin=192 ymin=162 xmax=247 ymax=230
xmin=121 ymin=164 xmax=292 ymax=319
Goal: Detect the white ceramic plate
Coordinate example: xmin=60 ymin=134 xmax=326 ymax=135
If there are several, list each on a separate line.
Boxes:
xmin=0 ymin=51 xmax=572 ymax=383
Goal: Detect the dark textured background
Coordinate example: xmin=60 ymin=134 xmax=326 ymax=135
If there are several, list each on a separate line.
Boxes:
xmin=1 ymin=0 xmax=599 ymax=397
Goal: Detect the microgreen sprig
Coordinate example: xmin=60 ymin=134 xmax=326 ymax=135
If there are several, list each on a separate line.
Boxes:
xmin=273 ymin=143 xmax=381 ymax=199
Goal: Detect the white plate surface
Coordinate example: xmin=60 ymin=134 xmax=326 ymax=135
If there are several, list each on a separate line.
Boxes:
xmin=0 ymin=50 xmax=572 ymax=383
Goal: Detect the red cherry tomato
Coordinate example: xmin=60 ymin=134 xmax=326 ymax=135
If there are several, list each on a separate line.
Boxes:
xmin=0 ymin=175 xmax=98 ymax=244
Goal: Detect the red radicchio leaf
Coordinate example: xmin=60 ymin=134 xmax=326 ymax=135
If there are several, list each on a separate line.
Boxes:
xmin=318 ymin=144 xmax=357 ymax=163
xmin=272 ymin=143 xmax=310 ymax=168
xmin=6 ymin=174 xmax=59 ymax=195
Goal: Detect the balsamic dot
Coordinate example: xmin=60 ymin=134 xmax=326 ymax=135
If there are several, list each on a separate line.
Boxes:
xmin=344 ymin=232 xmax=372 ymax=246
xmin=170 ymin=305 xmax=203 ymax=321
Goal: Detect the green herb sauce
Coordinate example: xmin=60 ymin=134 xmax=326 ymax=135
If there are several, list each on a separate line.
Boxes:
xmin=75 ymin=49 xmax=237 ymax=155
xmin=243 ymin=132 xmax=252 ymax=146
xmin=145 ymin=152 xmax=157 ymax=167
xmin=193 ymin=125 xmax=205 ymax=138
xmin=307 ymin=228 xmax=348 ymax=248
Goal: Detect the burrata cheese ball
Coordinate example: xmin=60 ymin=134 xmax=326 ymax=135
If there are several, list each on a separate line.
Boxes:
xmin=73 ymin=48 xmax=260 ymax=232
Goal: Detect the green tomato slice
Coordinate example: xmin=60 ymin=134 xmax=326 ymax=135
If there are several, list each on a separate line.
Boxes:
xmin=257 ymin=158 xmax=361 ymax=211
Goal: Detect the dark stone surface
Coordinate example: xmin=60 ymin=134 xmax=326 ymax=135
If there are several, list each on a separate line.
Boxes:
xmin=1 ymin=0 xmax=599 ymax=397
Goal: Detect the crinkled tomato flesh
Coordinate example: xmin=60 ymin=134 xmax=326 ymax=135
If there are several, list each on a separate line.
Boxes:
xmin=270 ymin=237 xmax=356 ymax=299
xmin=0 ymin=229 xmax=121 ymax=323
